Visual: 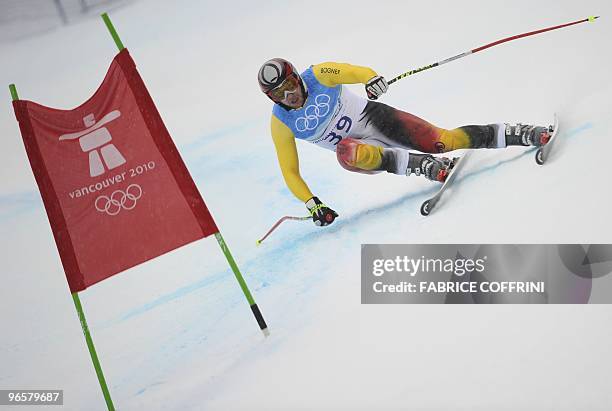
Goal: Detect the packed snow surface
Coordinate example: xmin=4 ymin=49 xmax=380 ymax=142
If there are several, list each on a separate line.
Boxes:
xmin=1 ymin=0 xmax=611 ymax=409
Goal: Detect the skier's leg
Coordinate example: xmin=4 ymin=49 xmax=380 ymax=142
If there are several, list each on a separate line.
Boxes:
xmin=417 ymin=123 xmax=552 ymax=151
xmin=336 ymin=138 xmax=453 ymax=182
xmin=358 ymin=100 xmax=482 ymax=153
xmin=359 ymin=101 xmax=551 ymax=152
xmin=443 ymin=123 xmax=553 ymax=149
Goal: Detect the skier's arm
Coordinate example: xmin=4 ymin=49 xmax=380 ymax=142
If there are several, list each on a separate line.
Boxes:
xmin=312 ymin=62 xmax=378 ymax=87
xmin=313 ymin=62 xmax=388 ymax=99
xmin=270 ymin=115 xmax=315 ymax=202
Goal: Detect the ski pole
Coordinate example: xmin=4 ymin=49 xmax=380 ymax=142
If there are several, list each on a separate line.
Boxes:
xmin=257 ymin=216 xmax=310 ymax=245
xmin=388 ymin=16 xmax=600 ymax=85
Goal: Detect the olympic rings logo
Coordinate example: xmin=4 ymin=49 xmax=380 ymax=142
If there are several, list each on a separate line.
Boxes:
xmin=94 ymin=184 xmax=142 ymax=216
xmin=295 ymin=94 xmax=331 ymax=132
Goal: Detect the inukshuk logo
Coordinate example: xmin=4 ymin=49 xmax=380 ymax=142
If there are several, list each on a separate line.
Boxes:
xmin=59 ymin=111 xmax=126 ymax=177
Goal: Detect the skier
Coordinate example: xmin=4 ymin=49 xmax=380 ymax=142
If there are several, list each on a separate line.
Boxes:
xmin=258 ymin=58 xmax=552 ymax=226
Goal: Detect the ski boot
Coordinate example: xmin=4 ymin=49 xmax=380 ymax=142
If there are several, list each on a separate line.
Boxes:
xmin=407 ymin=153 xmax=456 ymax=183
xmin=504 ymin=123 xmax=553 ymax=147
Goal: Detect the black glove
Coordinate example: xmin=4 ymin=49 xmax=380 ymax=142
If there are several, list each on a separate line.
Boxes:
xmin=365 ymin=75 xmax=388 ymax=100
xmin=305 ymin=196 xmax=338 ymax=227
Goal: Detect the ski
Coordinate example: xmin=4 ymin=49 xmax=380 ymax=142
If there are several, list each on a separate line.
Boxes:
xmin=420 ymin=152 xmax=472 ymax=216
xmin=535 ymin=114 xmax=560 ymax=165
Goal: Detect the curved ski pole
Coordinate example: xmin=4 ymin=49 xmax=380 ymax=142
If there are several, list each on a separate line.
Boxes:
xmin=388 ymin=16 xmax=599 ymax=86
xmin=257 ymin=216 xmax=310 ymax=245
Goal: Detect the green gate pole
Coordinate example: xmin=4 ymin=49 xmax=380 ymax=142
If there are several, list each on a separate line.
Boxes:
xmin=101 ymin=13 xmax=124 ymax=51
xmin=9 ymin=84 xmax=18 ymax=100
xmin=100 ymin=13 xmax=270 ymax=337
xmin=72 ymin=293 xmax=116 ymax=411
xmin=9 ymin=84 xmax=116 ymax=411
xmin=215 ymin=233 xmax=270 ymax=336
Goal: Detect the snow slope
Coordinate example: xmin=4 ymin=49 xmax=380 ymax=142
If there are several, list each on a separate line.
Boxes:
xmin=1 ymin=0 xmax=612 ymax=410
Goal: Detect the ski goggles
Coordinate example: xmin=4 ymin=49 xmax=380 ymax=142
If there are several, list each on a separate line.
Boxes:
xmin=266 ymin=73 xmax=301 ymax=102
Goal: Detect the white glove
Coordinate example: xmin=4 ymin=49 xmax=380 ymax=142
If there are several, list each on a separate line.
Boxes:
xmin=365 ymin=76 xmax=388 ymax=100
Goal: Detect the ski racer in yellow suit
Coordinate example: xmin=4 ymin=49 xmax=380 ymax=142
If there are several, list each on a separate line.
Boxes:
xmin=258 ymin=58 xmax=552 ymax=226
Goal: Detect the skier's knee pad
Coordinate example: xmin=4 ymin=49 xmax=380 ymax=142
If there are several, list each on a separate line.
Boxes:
xmin=336 ymin=138 xmax=383 ymax=174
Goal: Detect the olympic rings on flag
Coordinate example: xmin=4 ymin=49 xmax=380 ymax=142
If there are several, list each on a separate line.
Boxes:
xmin=94 ymin=184 xmax=142 ymax=216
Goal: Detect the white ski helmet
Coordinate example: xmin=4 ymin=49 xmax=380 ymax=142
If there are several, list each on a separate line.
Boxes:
xmin=258 ymin=58 xmax=307 ymax=109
